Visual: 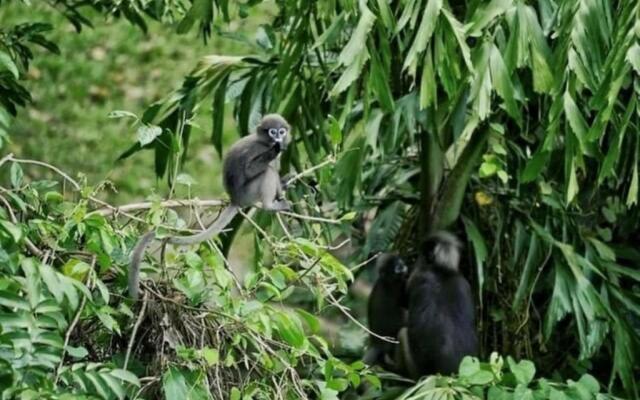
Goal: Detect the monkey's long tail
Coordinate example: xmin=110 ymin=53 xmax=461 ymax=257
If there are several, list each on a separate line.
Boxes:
xmin=167 ymin=205 xmax=239 ymax=245
xmin=128 ymin=231 xmax=157 ymax=300
xmin=128 ymin=206 xmax=239 ymax=299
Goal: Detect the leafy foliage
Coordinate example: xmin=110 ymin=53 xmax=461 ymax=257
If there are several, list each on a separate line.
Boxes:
xmin=115 ymin=0 xmax=640 ymax=396
xmin=1 ymin=0 xmax=640 ymax=398
xmin=0 ymin=158 xmax=376 ymax=398
xmin=397 ymin=353 xmax=616 ymax=400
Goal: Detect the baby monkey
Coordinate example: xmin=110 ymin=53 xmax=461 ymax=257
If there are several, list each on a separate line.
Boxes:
xmin=128 ymin=114 xmax=292 ymax=299
xmin=364 ymin=253 xmax=409 ymax=370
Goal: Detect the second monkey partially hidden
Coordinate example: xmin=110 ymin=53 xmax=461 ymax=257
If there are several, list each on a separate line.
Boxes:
xmin=128 ymin=114 xmax=292 ymax=299
xmin=365 ymin=231 xmax=478 ymax=379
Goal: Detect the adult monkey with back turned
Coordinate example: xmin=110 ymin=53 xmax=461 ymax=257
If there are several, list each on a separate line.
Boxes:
xmin=128 ymin=114 xmax=292 ymax=299
xmin=395 ymin=231 xmax=478 ymax=378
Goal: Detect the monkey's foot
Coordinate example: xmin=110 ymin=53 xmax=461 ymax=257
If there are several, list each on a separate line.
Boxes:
xmin=280 ymin=173 xmax=294 ymax=190
xmin=262 ymin=199 xmax=291 ymax=212
xmin=274 ymin=199 xmax=291 ymax=211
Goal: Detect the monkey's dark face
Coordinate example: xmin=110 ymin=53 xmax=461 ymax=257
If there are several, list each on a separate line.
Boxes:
xmin=378 ymin=255 xmax=409 ymax=282
xmin=258 ymin=114 xmax=290 ymax=147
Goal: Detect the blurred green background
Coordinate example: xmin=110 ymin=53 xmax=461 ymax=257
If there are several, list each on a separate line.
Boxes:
xmin=1 ymin=3 xmax=269 ymax=203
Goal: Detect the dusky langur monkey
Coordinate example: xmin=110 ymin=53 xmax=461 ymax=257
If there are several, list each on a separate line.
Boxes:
xmin=397 ymin=231 xmax=477 ymax=378
xmin=363 ymin=253 xmax=409 ymax=369
xmin=128 ymin=114 xmax=292 ymax=299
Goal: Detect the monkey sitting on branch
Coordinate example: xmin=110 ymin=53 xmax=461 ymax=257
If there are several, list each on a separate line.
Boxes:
xmin=128 ymin=114 xmax=292 ymax=300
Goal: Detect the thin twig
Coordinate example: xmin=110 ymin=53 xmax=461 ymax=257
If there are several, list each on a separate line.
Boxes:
xmin=9 ymin=156 xmax=81 ymax=190
xmin=91 ymin=199 xmax=226 ymax=216
xmin=280 ymin=210 xmax=341 ymax=224
xmin=326 ymin=292 xmax=398 ymax=344
xmin=0 ymin=153 xmax=14 ymax=168
xmin=0 ymin=194 xmax=43 ymax=257
xmin=322 ymin=238 xmax=351 ymax=251
xmin=124 ymin=291 xmax=149 ymax=370
xmin=55 ymin=256 xmax=96 ymax=383
xmin=239 ymin=209 xmax=276 ymax=247
xmin=350 ymin=253 xmax=380 ymax=272
xmin=284 ymin=156 xmax=335 ymax=187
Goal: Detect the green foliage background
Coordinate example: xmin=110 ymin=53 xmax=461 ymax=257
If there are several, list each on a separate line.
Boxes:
xmin=0 ymin=0 xmax=639 ymax=399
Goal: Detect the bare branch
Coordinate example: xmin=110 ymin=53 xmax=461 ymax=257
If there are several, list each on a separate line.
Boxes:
xmin=91 ymin=199 xmax=226 ymax=216
xmin=326 ymin=291 xmax=398 ymax=344
xmin=55 ymin=256 xmax=96 ymax=383
xmin=124 ymin=291 xmax=149 ymax=370
xmin=284 ymin=155 xmax=335 ymax=187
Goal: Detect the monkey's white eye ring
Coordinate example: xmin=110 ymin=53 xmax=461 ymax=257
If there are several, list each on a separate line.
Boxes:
xmin=268 ymin=128 xmax=277 ymax=136
xmin=278 ymin=128 xmax=287 ymax=135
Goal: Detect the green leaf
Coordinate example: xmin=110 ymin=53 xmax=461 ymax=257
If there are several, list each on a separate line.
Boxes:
xmin=107 ymin=110 xmax=138 ymax=120
xmin=273 ymin=310 xmax=305 ymax=349
xmin=328 ymin=115 xmax=342 ymax=147
xmin=331 ymin=51 xmax=369 ymax=97
xmin=339 ymin=211 xmax=357 ymax=221
xmin=337 ymin=3 xmax=375 ymax=68
xmin=442 ymin=10 xmax=473 ymax=70
xmin=10 ymin=163 xmax=23 ymax=189
xmin=96 ymin=308 xmax=121 ymax=334
xmin=468 ymin=370 xmax=495 ymax=385
xmin=0 ymin=51 xmax=19 ymax=79
xmin=521 ymin=151 xmax=549 ymax=182
xmin=627 ymin=159 xmax=638 ymax=206
xmin=489 ymin=44 xmax=520 ymax=122
xmin=566 ymin=160 xmax=578 ymax=204
xmin=403 ymin=0 xmax=443 ymax=76
xmin=211 ymin=76 xmax=228 ymax=158
xmin=467 ymin=0 xmax=513 ymax=36
xmin=588 ymin=238 xmax=615 ymax=261
xmin=369 ymin=48 xmax=395 ymax=112
xmin=66 ymin=345 xmax=88 ymax=359
xmin=0 ymin=290 xmax=30 ymax=311
xmin=137 ymin=124 xmax=163 ymax=146
xmin=0 ymin=220 xmax=23 ymax=243
xmin=62 ymin=259 xmax=91 ymax=281
xmin=40 ymin=263 xmax=63 ymax=303
xmin=513 ymin=233 xmax=541 ymax=309
xmin=626 ymin=43 xmax=640 ymax=75
xmin=201 ymin=347 xmax=219 ymax=366
xmin=462 ymin=217 xmax=487 ymax=304
xmin=109 ymin=369 xmax=140 ymax=386
xmin=330 ymin=3 xmax=375 ymax=96
xmin=459 ymin=356 xmax=481 ymax=377
xmin=469 ymin=42 xmax=492 ymax=120
xmin=419 ymin=46 xmax=437 ymax=109
xmin=163 ymin=367 xmax=209 ymax=400
xmin=508 ymin=357 xmax=536 ymax=385
xmin=295 ymin=308 xmax=320 ymax=334
xmin=230 ymin=387 xmax=241 ymax=400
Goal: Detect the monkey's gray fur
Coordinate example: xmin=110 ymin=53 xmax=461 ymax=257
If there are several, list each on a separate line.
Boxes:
xmin=128 ymin=114 xmax=292 ymax=299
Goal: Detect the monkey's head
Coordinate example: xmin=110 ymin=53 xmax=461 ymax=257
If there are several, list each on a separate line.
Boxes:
xmin=258 ymin=113 xmax=291 ymax=148
xmin=376 ymin=253 xmax=409 ymax=283
xmin=423 ymin=231 xmax=463 ymax=272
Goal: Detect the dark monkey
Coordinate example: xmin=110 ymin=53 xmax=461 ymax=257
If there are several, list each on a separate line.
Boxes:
xmin=398 ymin=231 xmax=477 ymax=378
xmin=128 ymin=114 xmax=292 ymax=299
xmin=363 ymin=253 xmax=409 ymax=369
